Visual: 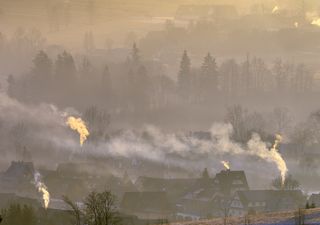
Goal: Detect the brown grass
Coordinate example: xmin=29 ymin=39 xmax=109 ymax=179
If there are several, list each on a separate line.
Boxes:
xmin=171 ymin=208 xmax=320 ymax=225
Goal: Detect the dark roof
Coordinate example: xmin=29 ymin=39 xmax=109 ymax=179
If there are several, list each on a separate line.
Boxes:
xmin=215 ymin=170 xmax=249 ymax=194
xmin=121 ymin=192 xmax=173 ymax=213
xmin=309 ymin=193 xmax=320 ymax=205
xmin=237 ymin=190 xmax=305 ymax=211
xmin=0 ymin=193 xmax=41 ymax=209
xmin=135 ymin=177 xmax=199 ymax=198
xmin=2 ymin=161 xmax=34 ymax=179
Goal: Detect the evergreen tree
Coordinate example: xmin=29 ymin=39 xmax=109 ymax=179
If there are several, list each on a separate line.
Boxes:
xmin=32 ymin=50 xmax=52 ymax=79
xmin=101 ymin=65 xmax=112 ymax=100
xmin=55 ymin=51 xmax=76 ymax=82
xmin=200 ymin=53 xmax=218 ymax=100
xmin=178 ymin=50 xmax=191 ymax=98
xmin=131 ymin=43 xmax=140 ymax=67
xmin=202 ymin=168 xmax=209 ymax=179
xmin=220 ymin=59 xmax=240 ymax=95
xmin=273 ymin=59 xmax=286 ymax=92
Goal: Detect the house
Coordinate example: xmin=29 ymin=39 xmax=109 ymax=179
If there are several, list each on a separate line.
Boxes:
xmin=229 ymin=190 xmax=306 ymax=216
xmin=120 ymin=192 xmax=174 ymax=220
xmin=0 ymin=193 xmax=41 ymax=209
xmin=177 ymin=169 xmax=249 ymax=219
xmin=1 ymin=161 xmax=34 ymax=180
xmin=0 ymin=161 xmax=36 ymax=194
xmin=214 ymin=170 xmax=249 ymax=196
xmin=309 ymin=193 xmax=320 ymax=208
xmin=135 ymin=176 xmax=199 ymax=201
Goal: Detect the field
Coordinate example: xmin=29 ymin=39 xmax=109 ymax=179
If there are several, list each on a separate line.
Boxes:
xmin=172 ymin=208 xmax=320 ymax=225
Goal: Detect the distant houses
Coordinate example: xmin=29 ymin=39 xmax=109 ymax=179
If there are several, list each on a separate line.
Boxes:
xmin=133 ymin=168 xmax=250 ymax=220
xmin=0 ymin=161 xmax=313 ymax=223
xmin=120 ymin=192 xmax=174 ymax=220
xmin=229 ymin=190 xmax=306 ymax=216
xmin=309 ymin=193 xmax=320 ymax=208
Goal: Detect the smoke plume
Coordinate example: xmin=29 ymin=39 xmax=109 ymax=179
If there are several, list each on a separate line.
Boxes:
xmin=66 ymin=116 xmax=90 ymax=146
xmin=34 ymin=171 xmax=50 ymax=209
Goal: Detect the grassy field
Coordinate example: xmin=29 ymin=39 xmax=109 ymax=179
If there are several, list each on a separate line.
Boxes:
xmin=172 ymin=208 xmax=320 ymax=225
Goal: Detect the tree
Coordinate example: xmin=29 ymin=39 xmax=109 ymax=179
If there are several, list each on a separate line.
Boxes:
xmin=199 ymin=53 xmax=218 ymax=100
xmin=32 ymin=50 xmax=52 ymax=79
xmin=272 ymin=107 xmax=291 ymax=134
xmin=100 ymin=64 xmax=112 ymax=101
xmin=292 ymin=64 xmax=313 ymax=93
xmin=55 ymin=51 xmax=76 ymax=83
xmin=130 ymin=43 xmax=140 ymax=67
xmin=84 ymin=106 xmax=110 ymax=142
xmin=273 ymin=59 xmax=287 ymax=92
xmin=1 ymin=203 xmax=37 ymax=225
xmin=63 ymin=196 xmax=82 ymax=225
xmin=64 ymin=191 xmax=120 ymax=225
xmin=220 ymin=59 xmax=240 ymax=95
xmin=202 ymin=168 xmax=209 ymax=179
xmin=271 ymin=174 xmax=300 ymax=190
xmin=178 ymin=50 xmax=191 ymax=99
xmin=225 ymin=105 xmax=249 ymax=143
xmin=10 ymin=122 xmax=28 ymax=159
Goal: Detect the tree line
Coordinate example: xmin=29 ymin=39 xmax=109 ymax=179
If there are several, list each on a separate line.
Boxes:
xmin=7 ymin=44 xmax=315 ymax=114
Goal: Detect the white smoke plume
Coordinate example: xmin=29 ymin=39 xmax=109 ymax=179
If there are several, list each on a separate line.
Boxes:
xmin=0 ymin=92 xmax=287 ymax=183
xmin=34 ymin=171 xmax=50 ymax=209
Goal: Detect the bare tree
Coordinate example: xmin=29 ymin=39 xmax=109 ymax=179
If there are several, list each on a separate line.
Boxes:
xmin=225 ymin=105 xmax=248 ymax=143
xmin=271 ymin=174 xmax=300 ymax=190
xmin=84 ymin=191 xmax=119 ymax=225
xmin=64 ymin=191 xmax=120 ymax=225
xmin=272 ymin=107 xmax=291 ymax=134
xmin=84 ymin=106 xmax=110 ymax=142
xmin=63 ymin=196 xmax=82 ymax=225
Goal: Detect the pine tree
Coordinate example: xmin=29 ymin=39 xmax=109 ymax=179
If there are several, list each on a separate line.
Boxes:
xmin=32 ymin=50 xmax=52 ymax=79
xmin=200 ymin=53 xmax=218 ymax=99
xmin=131 ymin=43 xmax=140 ymax=67
xmin=178 ymin=50 xmax=191 ymax=98
xmin=202 ymin=168 xmax=209 ymax=179
xmin=55 ymin=51 xmax=76 ymax=82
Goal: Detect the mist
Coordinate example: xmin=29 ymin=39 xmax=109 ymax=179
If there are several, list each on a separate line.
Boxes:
xmin=1 ymin=0 xmax=320 ymax=224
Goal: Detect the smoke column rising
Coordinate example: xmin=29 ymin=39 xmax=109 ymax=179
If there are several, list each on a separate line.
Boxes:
xmin=221 ymin=161 xmax=230 ymax=170
xmin=34 ymin=171 xmax=50 ymax=209
xmin=66 ymin=116 xmax=90 ymax=146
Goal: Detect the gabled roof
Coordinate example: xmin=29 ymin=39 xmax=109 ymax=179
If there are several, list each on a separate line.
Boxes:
xmin=215 ymin=170 xmax=249 ymax=194
xmin=2 ymin=161 xmax=34 ymax=179
xmin=121 ymin=192 xmax=173 ymax=213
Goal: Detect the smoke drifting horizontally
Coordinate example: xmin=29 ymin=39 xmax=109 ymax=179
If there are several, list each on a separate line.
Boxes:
xmin=0 ymin=92 xmax=288 ymax=184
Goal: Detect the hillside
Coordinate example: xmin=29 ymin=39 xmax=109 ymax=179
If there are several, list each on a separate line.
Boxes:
xmin=172 ymin=208 xmax=320 ymax=225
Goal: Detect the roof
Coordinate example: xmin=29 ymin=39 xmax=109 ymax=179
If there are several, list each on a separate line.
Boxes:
xmin=135 ymin=176 xmax=199 ymax=199
xmin=0 ymin=193 xmax=41 ymax=209
xmin=121 ymin=192 xmax=173 ymax=213
xmin=215 ymin=170 xmax=249 ymax=194
xmin=236 ymin=190 xmax=305 ymax=211
xmin=309 ymin=193 xmax=320 ymax=205
xmin=2 ymin=161 xmax=34 ymax=179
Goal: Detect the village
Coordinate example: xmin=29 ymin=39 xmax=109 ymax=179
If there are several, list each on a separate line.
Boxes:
xmin=0 ymin=160 xmax=317 ymax=224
